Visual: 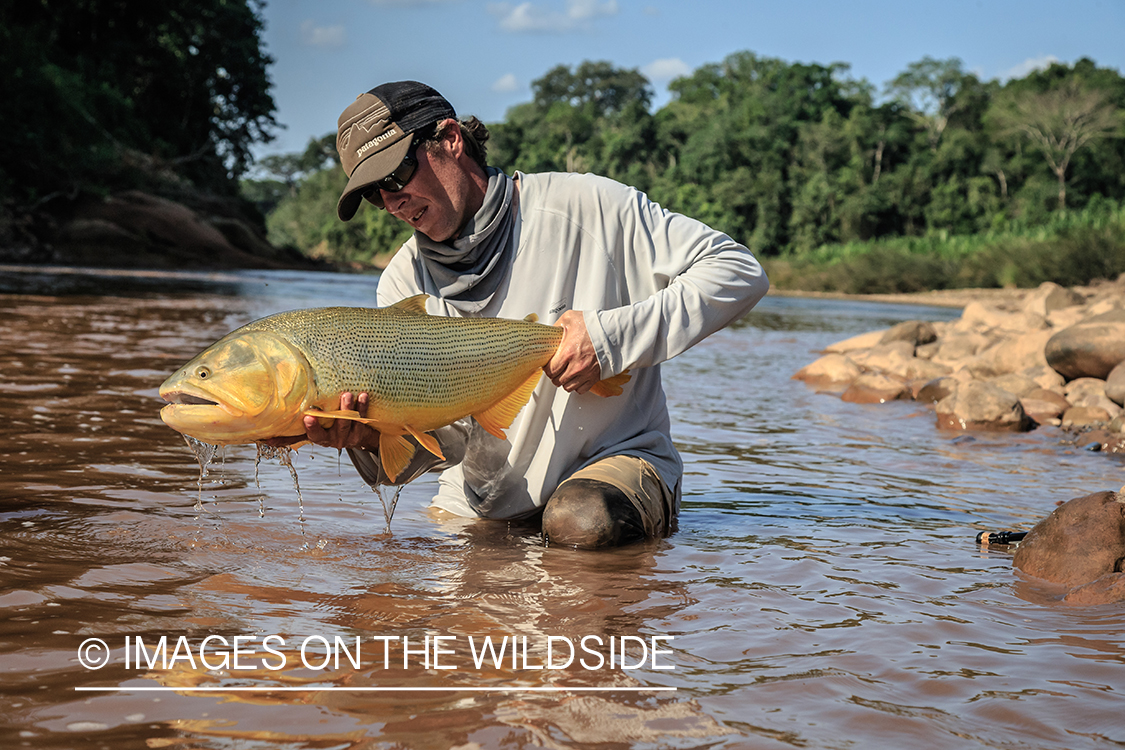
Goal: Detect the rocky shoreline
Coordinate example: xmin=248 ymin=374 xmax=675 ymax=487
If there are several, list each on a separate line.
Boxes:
xmin=791 ymin=277 xmax=1125 ymax=454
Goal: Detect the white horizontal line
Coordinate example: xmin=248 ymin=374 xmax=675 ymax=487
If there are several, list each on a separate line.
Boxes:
xmin=76 ymin=685 xmax=676 ymax=693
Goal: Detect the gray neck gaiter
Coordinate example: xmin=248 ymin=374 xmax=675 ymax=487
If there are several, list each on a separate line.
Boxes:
xmin=414 ymin=167 xmax=516 ymax=313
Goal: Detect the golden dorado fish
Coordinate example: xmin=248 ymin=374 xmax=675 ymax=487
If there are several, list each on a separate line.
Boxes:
xmin=159 ymin=295 xmax=629 ymax=481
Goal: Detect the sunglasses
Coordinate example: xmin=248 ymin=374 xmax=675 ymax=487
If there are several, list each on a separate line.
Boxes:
xmin=363 ymin=140 xmax=419 ymax=209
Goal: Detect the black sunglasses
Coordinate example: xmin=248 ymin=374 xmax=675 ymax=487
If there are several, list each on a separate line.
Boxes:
xmin=363 ymin=140 xmax=419 ymax=209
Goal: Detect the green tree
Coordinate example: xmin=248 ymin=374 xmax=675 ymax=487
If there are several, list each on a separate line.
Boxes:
xmin=0 ymin=0 xmax=277 ymax=207
xmin=989 ymin=79 xmax=1121 ymax=209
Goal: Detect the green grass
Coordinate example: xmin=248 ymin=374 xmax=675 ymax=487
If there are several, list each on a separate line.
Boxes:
xmin=763 ymin=202 xmax=1125 ymax=294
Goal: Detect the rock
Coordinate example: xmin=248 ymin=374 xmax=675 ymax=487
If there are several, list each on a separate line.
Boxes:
xmin=1064 ymin=574 xmax=1125 ymax=605
xmin=1020 ymin=281 xmax=1085 ymax=317
xmin=964 ymin=329 xmax=1053 ymax=378
xmin=1106 ymin=361 xmax=1125 ymax=406
xmin=1046 ymin=306 xmax=1088 ymax=331
xmin=1019 ymin=388 xmax=1071 ymax=424
xmin=915 ymin=377 xmax=958 ymax=405
xmin=1044 ymin=310 xmax=1125 ymax=380
xmin=879 ymin=320 xmax=938 ymax=347
xmin=915 ymin=341 xmax=940 ymax=360
xmin=823 ymin=329 xmax=886 ymax=354
xmin=1021 ymin=364 xmax=1066 ymax=393
xmin=987 ymin=373 xmax=1038 ymax=398
xmin=1062 ymin=378 xmax=1123 ymax=418
xmin=899 ymin=358 xmax=952 ymax=382
xmin=792 ymin=353 xmax=861 ymax=391
xmin=956 ymin=301 xmax=1047 ymax=335
xmin=1012 ymin=491 xmax=1125 ymax=589
xmin=848 ymin=340 xmax=916 ymax=373
xmin=935 ymin=381 xmax=1033 ymax=432
xmin=840 ymin=373 xmax=911 ymax=404
xmin=931 ymin=332 xmax=992 ymax=365
xmin=1062 ymin=406 xmax=1111 ymax=428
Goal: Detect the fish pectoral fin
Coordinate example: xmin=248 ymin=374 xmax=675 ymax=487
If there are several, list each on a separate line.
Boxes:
xmin=405 ymin=426 xmax=445 ymax=461
xmin=302 ymin=408 xmax=381 ymax=426
xmin=473 ymin=370 xmax=542 ymax=441
xmin=589 ymin=369 xmax=631 ymax=398
xmin=379 ymin=433 xmax=416 ymax=483
xmin=388 ymin=294 xmax=430 ymax=315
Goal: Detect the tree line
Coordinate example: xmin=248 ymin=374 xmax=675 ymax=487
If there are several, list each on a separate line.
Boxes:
xmin=255 ymin=53 xmax=1125 ymax=269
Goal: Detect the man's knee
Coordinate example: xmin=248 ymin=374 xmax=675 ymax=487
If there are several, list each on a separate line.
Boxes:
xmin=542 ymin=478 xmax=646 ymax=549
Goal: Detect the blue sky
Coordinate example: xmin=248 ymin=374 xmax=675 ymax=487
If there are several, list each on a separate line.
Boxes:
xmin=254 ymin=0 xmax=1125 ymax=159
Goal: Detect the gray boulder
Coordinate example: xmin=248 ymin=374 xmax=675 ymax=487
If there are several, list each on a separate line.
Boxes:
xmin=935 ymin=381 xmax=1034 ymax=432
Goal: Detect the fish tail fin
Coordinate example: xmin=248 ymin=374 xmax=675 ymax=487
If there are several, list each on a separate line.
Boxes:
xmin=589 ymin=369 xmax=631 ymax=398
xmin=474 ymin=370 xmax=542 ymax=440
xmin=379 ymin=433 xmax=416 ymax=483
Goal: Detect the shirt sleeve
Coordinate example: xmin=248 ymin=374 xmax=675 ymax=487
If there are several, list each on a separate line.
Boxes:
xmin=584 ymin=183 xmax=770 ymax=376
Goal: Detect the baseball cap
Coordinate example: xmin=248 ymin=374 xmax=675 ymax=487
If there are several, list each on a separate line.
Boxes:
xmin=335 ymin=81 xmax=456 ymax=221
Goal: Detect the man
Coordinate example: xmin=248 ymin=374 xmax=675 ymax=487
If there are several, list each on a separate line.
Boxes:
xmin=298 ymin=80 xmax=768 ymax=548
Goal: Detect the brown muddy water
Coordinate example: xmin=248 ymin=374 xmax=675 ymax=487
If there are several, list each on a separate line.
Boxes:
xmin=1 ymin=266 xmax=1122 ymax=750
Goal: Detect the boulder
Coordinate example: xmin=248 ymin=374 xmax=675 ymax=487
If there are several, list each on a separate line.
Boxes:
xmin=964 ymin=329 xmax=1053 ymax=378
xmin=931 ymin=332 xmax=992 ymax=365
xmin=792 ymin=353 xmax=861 ymax=391
xmin=914 ymin=376 xmax=958 ymax=405
xmin=1106 ymin=361 xmax=1125 ymax=406
xmin=956 ymin=301 xmax=1047 ymax=335
xmin=848 ymin=341 xmax=916 ymax=373
xmin=987 ymin=373 xmax=1038 ymax=398
xmin=1021 ymin=364 xmax=1066 ymax=393
xmin=879 ymin=320 xmax=938 ymax=347
xmin=823 ymin=329 xmax=886 ymax=354
xmin=1020 ymin=281 xmax=1085 ymax=317
xmin=1019 ymin=388 xmax=1070 ymax=424
xmin=935 ymin=381 xmax=1033 ymax=432
xmin=1045 ymin=310 xmax=1125 ymax=380
xmin=840 ymin=373 xmax=911 ymax=404
xmin=1062 ymin=406 xmax=1111 ymax=428
xmin=1012 ymin=491 xmax=1125 ymax=589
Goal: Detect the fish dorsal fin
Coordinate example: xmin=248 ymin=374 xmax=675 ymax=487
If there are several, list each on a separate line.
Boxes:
xmin=473 ymin=370 xmax=542 ymax=440
xmin=523 ymin=312 xmax=539 ymax=323
xmin=379 ymin=433 xmax=416 ymax=483
xmin=389 ymin=294 xmax=430 ymax=315
xmin=589 ymin=369 xmax=631 ymax=397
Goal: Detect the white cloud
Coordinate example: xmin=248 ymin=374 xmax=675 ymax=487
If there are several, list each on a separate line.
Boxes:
xmin=999 ymin=55 xmax=1060 ymax=81
xmin=489 ymin=0 xmax=618 ymax=33
xmin=300 ymin=20 xmax=346 ymax=48
xmin=492 ymin=73 xmax=520 ymax=93
xmin=641 ymin=57 xmax=691 ymax=84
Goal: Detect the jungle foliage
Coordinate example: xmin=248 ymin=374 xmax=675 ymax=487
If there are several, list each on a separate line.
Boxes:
xmin=0 ymin=0 xmax=277 ymax=217
xmin=256 ymin=53 xmax=1125 ymax=290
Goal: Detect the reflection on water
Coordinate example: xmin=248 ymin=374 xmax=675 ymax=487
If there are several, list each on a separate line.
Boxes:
xmin=1 ymin=266 xmax=1122 ymax=749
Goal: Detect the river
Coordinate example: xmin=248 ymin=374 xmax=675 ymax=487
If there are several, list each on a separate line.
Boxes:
xmin=1 ymin=267 xmax=1122 ymax=749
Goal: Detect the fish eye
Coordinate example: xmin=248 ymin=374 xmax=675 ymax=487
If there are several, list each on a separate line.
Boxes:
xmin=196 ymin=367 xmax=211 ymax=380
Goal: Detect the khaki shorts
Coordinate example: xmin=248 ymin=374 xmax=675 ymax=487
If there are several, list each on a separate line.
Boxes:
xmin=558 ymin=454 xmax=679 ymax=538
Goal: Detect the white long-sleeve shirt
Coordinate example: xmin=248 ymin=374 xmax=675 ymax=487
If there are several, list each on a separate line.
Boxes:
xmin=359 ymin=171 xmax=769 ymax=519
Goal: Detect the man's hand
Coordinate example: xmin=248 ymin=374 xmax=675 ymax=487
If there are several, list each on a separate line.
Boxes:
xmin=544 ymin=310 xmax=602 ymax=395
xmin=261 ymin=392 xmax=380 ymax=451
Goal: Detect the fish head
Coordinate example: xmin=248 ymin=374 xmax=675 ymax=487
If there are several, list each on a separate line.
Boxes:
xmin=159 ymin=331 xmax=312 ymax=444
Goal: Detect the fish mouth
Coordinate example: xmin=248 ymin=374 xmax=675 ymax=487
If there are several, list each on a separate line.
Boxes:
xmin=162 ymin=391 xmax=219 ymax=406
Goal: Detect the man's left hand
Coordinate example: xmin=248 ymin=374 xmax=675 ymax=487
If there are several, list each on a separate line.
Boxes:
xmin=545 ymin=310 xmax=602 ymax=394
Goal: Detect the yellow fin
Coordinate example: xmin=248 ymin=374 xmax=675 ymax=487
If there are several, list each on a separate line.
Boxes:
xmin=379 ymin=433 xmax=416 ymax=483
xmin=523 ymin=312 xmax=539 ymax=323
xmin=473 ymin=370 xmax=542 ymax=440
xmin=302 ymin=408 xmax=381 ymax=427
xmin=589 ymin=369 xmax=631 ymax=398
xmin=389 ymin=294 xmax=430 ymax=315
xmin=405 ymin=426 xmax=445 ymax=461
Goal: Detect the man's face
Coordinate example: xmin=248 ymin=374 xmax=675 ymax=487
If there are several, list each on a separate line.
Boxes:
xmin=376 ymin=132 xmax=479 ymax=243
